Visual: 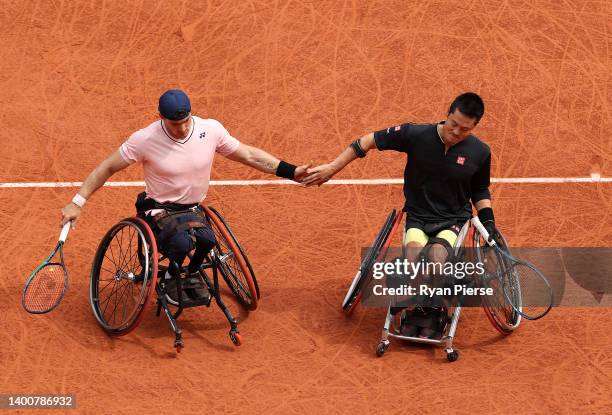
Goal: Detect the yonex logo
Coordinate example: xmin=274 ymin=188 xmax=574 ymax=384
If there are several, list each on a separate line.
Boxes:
xmin=199 ymin=132 xmax=206 ymax=139
xmin=456 ymin=156 xmax=466 ymax=165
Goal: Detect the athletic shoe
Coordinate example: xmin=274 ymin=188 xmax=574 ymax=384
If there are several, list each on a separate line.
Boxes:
xmin=418 ymin=307 xmax=447 ymax=340
xmin=162 ymin=277 xmax=190 ymax=306
xmin=399 ymin=308 xmax=421 ymax=337
xmin=184 ymin=272 xmax=211 ymax=303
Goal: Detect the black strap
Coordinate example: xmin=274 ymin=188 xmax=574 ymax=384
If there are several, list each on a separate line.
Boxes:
xmin=350 ymin=139 xmax=366 ymax=158
xmin=275 ymin=160 xmax=297 ymax=180
xmin=477 ymin=207 xmax=495 ymax=224
xmin=135 ymin=191 xmax=199 ymax=213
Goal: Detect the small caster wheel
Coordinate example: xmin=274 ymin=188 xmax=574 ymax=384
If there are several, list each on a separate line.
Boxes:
xmin=230 ymin=331 xmax=242 ymax=346
xmin=446 ymin=350 xmax=459 ymax=362
xmin=376 ymin=342 xmax=389 ymax=357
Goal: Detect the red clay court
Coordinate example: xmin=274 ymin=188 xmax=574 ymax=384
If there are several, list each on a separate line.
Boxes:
xmin=1 ymin=1 xmax=611 ymax=414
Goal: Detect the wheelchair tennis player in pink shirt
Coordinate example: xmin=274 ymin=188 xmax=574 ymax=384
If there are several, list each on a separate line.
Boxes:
xmin=61 ymin=89 xmax=308 ymax=305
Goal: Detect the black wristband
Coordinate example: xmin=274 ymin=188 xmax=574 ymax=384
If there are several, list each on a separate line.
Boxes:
xmin=276 ymin=160 xmax=297 ymax=180
xmin=477 ymin=207 xmax=495 ymax=224
xmin=350 ymin=139 xmax=367 ymax=158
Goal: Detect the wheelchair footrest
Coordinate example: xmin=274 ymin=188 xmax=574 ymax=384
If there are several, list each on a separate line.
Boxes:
xmin=401 ymin=307 xmax=450 ymax=331
xmin=180 ymin=275 xmax=212 ymax=307
xmin=179 ymin=295 xmax=211 ymax=308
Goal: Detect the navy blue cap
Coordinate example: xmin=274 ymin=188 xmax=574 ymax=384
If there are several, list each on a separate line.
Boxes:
xmin=158 ymin=89 xmax=191 ymax=120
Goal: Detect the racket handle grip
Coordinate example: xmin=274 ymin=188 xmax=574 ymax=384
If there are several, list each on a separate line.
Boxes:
xmin=471 ymin=216 xmax=497 ymax=247
xmin=59 ymin=222 xmax=71 ymax=243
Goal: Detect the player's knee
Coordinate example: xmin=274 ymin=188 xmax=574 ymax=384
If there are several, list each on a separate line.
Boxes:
xmin=427 ymin=243 xmax=450 ymax=264
xmin=404 ymin=241 xmax=425 ymax=262
xmin=423 ymin=238 xmax=455 ymax=265
xmin=194 ymin=227 xmax=216 ymax=253
xmin=164 ymin=231 xmax=194 ymax=264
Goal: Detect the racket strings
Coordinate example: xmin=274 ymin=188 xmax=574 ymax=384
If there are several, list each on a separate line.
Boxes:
xmin=504 ymin=261 xmax=553 ymax=320
xmin=23 ymin=263 xmax=67 ymax=313
xmin=481 ymin=248 xmax=518 ymax=322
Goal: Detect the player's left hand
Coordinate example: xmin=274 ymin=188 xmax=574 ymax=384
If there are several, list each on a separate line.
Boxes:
xmin=293 ymin=163 xmax=312 ymax=183
xmin=483 ymin=220 xmax=500 ymax=243
xmin=302 ymin=163 xmax=336 ymax=187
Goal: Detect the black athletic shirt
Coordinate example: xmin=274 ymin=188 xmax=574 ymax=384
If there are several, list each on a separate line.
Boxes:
xmin=374 ymin=122 xmax=491 ymax=222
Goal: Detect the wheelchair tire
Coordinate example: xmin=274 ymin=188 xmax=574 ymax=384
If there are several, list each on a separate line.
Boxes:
xmin=473 ymin=229 xmax=521 ymax=334
xmin=90 ymin=217 xmax=159 ymax=336
xmin=376 ymin=341 xmax=390 ymax=357
xmin=342 ymin=209 xmax=404 ymax=315
xmin=203 ymin=206 xmax=259 ymax=311
xmin=446 ymin=350 xmax=459 ymax=362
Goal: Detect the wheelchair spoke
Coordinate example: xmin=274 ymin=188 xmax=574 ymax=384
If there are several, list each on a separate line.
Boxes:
xmin=204 ymin=207 xmax=258 ymax=309
xmin=109 ymin=280 xmax=131 ymax=325
xmin=108 ymin=239 xmax=121 ymax=275
xmin=116 ymin=227 xmax=131 ymax=272
xmin=98 ymin=278 xmax=116 ymax=295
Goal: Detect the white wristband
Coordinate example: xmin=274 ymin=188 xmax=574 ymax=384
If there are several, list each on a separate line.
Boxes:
xmin=72 ymin=194 xmax=87 ymax=208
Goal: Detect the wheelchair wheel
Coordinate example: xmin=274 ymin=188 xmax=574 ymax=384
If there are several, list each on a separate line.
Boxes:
xmin=203 ymin=206 xmax=259 ymax=311
xmin=342 ymin=209 xmax=404 ymax=315
xmin=473 ymin=229 xmax=521 ymax=334
xmin=90 ymin=217 xmax=158 ymax=336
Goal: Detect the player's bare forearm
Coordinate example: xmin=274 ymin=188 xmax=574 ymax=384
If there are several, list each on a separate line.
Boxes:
xmin=78 ymin=165 xmax=114 ymax=198
xmin=61 ymin=150 xmax=129 ymax=227
xmin=329 ymin=133 xmax=375 ymax=172
xmin=226 ymin=143 xmax=279 ymax=173
xmin=77 ymin=150 xmax=130 ymax=198
xmin=226 ymin=143 xmax=310 ymax=181
xmin=303 ymin=133 xmax=375 ymax=186
xmin=246 ymin=146 xmax=279 ymax=174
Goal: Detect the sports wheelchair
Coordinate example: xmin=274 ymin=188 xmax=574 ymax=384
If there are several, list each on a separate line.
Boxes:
xmin=342 ymin=209 xmax=521 ymax=362
xmin=89 ymin=205 xmax=260 ymax=352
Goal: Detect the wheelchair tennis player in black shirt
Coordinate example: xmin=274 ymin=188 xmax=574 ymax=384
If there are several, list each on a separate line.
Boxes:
xmin=304 ymin=92 xmax=500 ymax=339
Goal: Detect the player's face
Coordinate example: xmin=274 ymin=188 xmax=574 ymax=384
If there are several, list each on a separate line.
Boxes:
xmin=442 ymin=109 xmax=478 ymax=146
xmin=161 ymin=114 xmax=192 ymax=139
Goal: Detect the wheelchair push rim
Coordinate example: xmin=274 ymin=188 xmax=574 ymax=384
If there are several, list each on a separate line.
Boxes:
xmin=343 ymin=209 xmax=404 ymax=315
xmin=203 ymin=206 xmax=259 ymax=311
xmin=90 ymin=217 xmax=159 ymax=336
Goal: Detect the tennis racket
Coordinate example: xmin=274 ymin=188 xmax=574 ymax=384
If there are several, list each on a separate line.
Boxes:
xmin=472 ymin=217 xmax=553 ymax=320
xmin=342 ymin=210 xmax=403 ymax=313
xmin=22 ymin=222 xmax=71 ymax=314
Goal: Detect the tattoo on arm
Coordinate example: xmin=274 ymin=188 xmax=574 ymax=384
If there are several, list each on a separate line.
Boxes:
xmin=254 ymin=159 xmax=276 ymax=172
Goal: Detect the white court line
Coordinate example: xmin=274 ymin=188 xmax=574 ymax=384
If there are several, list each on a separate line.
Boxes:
xmin=0 ymin=177 xmax=610 ymax=188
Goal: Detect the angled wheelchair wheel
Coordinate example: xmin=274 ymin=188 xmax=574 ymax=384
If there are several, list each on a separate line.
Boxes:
xmin=473 ymin=229 xmax=521 ymax=334
xmin=203 ymin=206 xmax=259 ymax=311
xmin=342 ymin=209 xmax=404 ymax=315
xmin=90 ymin=217 xmax=159 ymax=336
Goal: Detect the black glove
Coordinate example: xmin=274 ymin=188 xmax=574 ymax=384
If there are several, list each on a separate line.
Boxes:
xmin=478 ymin=207 xmax=499 ymax=243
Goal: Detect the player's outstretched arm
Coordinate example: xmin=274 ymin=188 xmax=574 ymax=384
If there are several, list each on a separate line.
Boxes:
xmin=225 ymin=143 xmax=310 ymax=182
xmin=60 ymin=150 xmax=130 ymax=228
xmin=302 ymin=133 xmax=375 ymax=187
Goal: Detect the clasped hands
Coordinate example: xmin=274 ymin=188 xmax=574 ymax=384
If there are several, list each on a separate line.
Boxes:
xmin=293 ymin=163 xmax=337 ymax=187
